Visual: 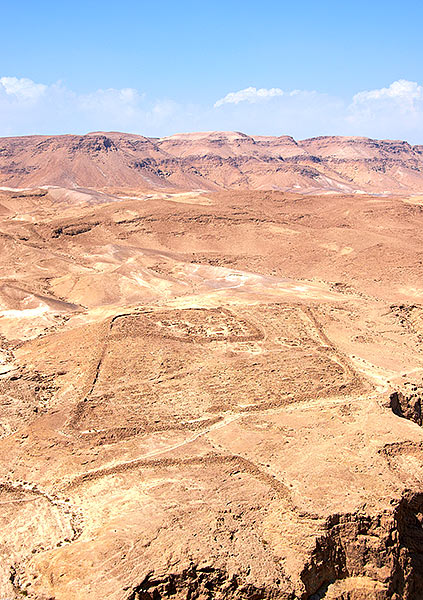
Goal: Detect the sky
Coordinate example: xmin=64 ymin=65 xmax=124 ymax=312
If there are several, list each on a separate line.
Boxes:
xmin=1 ymin=0 xmax=423 ymax=141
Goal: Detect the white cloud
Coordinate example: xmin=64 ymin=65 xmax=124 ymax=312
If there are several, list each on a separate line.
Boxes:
xmin=352 ymin=79 xmax=423 ymax=107
xmin=211 ymin=87 xmax=344 ymax=138
xmin=214 ymin=86 xmax=286 ymax=107
xmin=346 ymin=80 xmax=423 ymax=140
xmin=212 ymin=80 xmax=423 ymax=142
xmin=0 ymin=76 xmax=47 ymax=101
xmin=0 ymin=76 xmax=181 ymax=136
xmin=1 ymin=76 xmax=423 ymax=142
xmin=76 ymin=87 xmax=145 ymax=122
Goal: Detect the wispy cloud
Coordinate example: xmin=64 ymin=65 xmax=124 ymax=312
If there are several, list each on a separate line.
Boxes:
xmin=352 ymin=79 xmax=423 ymax=107
xmin=1 ymin=76 xmax=423 ymax=142
xmin=212 ymin=80 xmax=423 ymax=142
xmin=346 ymin=80 xmax=423 ymax=140
xmin=0 ymin=76 xmax=47 ymax=101
xmin=214 ymin=86 xmax=286 ymax=107
xmin=0 ymin=76 xmax=179 ymax=136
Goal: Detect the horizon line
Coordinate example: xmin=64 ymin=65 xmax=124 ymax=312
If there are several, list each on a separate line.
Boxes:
xmin=0 ymin=130 xmax=421 ymax=146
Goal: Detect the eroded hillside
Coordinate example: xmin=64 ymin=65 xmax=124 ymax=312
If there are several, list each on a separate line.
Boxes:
xmin=2 ymin=131 xmax=423 ymax=194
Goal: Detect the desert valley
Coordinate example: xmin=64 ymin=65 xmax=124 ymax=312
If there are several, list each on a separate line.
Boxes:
xmin=1 ymin=130 xmax=423 ymax=600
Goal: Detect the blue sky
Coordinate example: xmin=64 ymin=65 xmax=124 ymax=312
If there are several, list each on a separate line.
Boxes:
xmin=1 ymin=0 xmax=423 ymax=141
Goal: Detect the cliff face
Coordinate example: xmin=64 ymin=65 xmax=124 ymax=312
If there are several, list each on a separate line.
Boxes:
xmin=390 ymin=386 xmax=423 ymax=427
xmin=1 ymin=130 xmax=423 ymax=194
xmin=300 ymin=493 xmax=423 ymax=600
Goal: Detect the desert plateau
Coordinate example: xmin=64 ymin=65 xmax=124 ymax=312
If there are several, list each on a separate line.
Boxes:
xmin=0 ymin=130 xmax=423 ymax=599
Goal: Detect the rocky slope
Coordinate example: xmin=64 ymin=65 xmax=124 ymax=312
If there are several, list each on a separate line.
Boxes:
xmin=2 ymin=130 xmax=423 ymax=194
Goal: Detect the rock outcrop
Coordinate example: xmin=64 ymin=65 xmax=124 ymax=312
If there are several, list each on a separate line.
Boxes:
xmin=390 ymin=385 xmax=423 ymax=426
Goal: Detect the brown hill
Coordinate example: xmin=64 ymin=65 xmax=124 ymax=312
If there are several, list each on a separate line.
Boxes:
xmin=1 ymin=130 xmax=423 ymax=194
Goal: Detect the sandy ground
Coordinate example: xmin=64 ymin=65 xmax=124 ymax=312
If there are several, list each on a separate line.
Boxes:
xmin=0 ymin=187 xmax=423 ymax=599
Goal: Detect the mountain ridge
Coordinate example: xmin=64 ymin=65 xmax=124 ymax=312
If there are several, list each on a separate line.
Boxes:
xmin=1 ymin=130 xmax=423 ymax=194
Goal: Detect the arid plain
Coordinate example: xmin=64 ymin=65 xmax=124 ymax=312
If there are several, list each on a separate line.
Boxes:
xmin=1 ymin=132 xmax=423 ymax=599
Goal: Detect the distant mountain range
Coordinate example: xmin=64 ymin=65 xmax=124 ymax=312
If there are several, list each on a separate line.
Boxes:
xmin=1 ymin=130 xmax=423 ymax=194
